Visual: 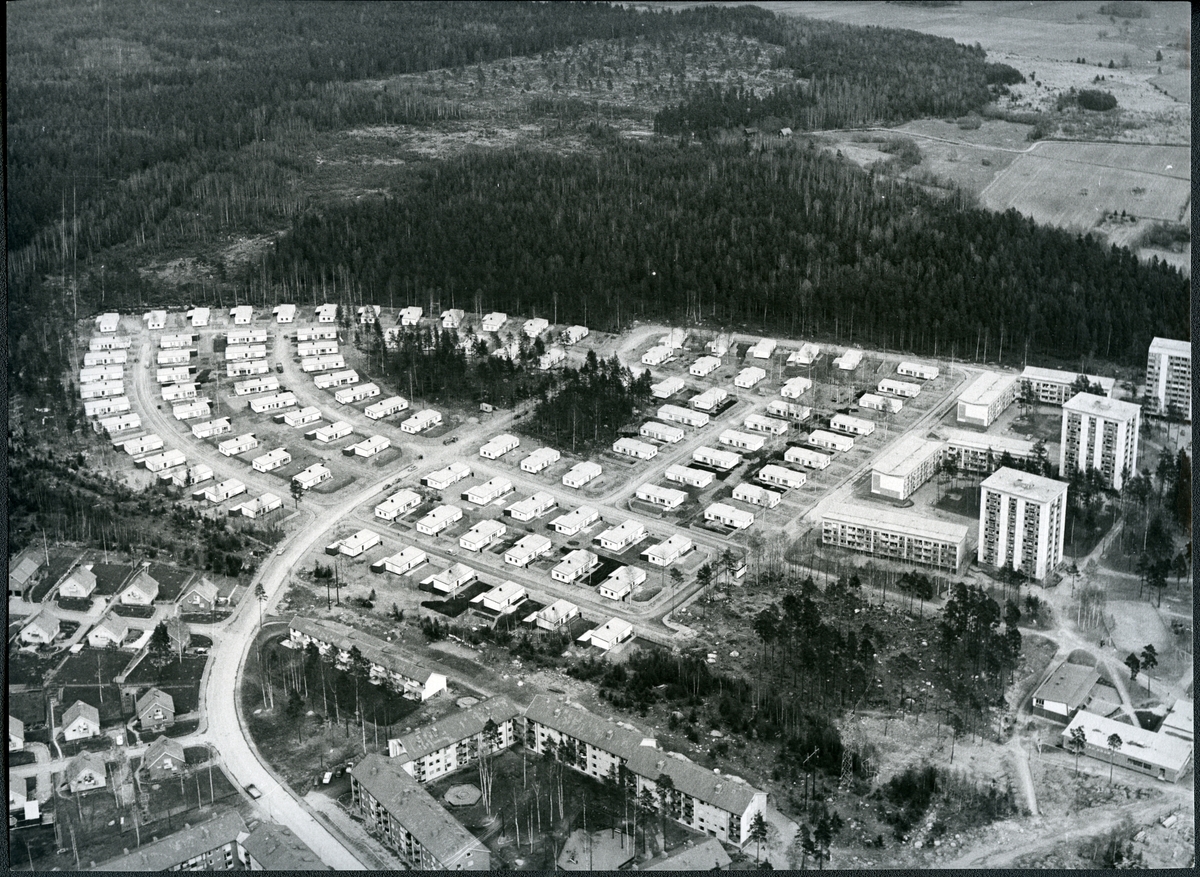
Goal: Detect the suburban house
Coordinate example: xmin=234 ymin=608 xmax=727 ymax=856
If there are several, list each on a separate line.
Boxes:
xmin=387 ymin=696 xmax=522 ymax=784
xmin=469 ymin=581 xmax=528 ymax=625
xmin=66 ymin=751 xmax=108 ymax=793
xmin=53 ymin=563 xmax=93 ymax=600
xmin=10 ymin=716 xmax=25 ymax=752
xmin=119 ymin=568 xmax=160 ymax=605
xmin=9 ymin=547 xmax=44 ymax=598
xmin=141 ymin=735 xmax=187 ymax=780
xmin=577 ymin=617 xmax=635 ymax=651
xmin=137 ymin=688 xmax=176 ymax=731
xmin=19 ymin=613 xmax=60 ymax=645
xmin=86 ymin=614 xmax=131 ymax=649
xmin=179 ymin=577 xmax=221 ymax=613
xmin=522 ymin=599 xmax=580 ymax=631
xmin=62 ymin=700 xmax=101 ymax=742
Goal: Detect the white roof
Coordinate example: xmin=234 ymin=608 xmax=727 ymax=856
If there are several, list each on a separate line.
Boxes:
xmin=512 ymin=533 xmax=552 ymax=552
xmin=1021 ymin=366 xmax=1115 ymax=392
xmin=1063 ymin=710 xmax=1193 ymax=774
xmin=823 ymin=502 xmax=969 ymax=544
xmin=959 ymin=371 xmax=1018 ymax=406
xmin=565 ymin=461 xmax=602 ymax=478
xmin=872 ymin=435 xmax=944 ymax=479
xmin=1062 ymin=392 xmax=1141 ymax=422
xmin=980 ymin=467 xmax=1069 ymax=503
xmin=708 ymin=501 xmax=754 ymax=523
xmin=1148 ymin=337 xmax=1190 ymax=357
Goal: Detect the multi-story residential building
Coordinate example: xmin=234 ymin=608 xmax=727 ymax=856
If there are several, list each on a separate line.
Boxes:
xmin=1020 ymin=366 xmax=1115 ymax=406
xmin=870 ymin=435 xmax=944 ymax=501
xmin=388 ymin=696 xmax=522 ymax=783
xmin=978 ymin=467 xmax=1068 ymax=581
xmin=93 ymin=811 xmax=250 ymax=871
xmin=1145 ymin=336 xmax=1191 ymax=420
xmin=822 ymin=503 xmax=969 ymax=572
xmin=956 ymin=372 xmax=1018 ymax=428
xmin=937 ymin=428 xmax=1036 ymax=476
xmin=523 ymin=696 xmax=656 ymax=783
xmin=1059 ymin=392 xmax=1140 ymax=490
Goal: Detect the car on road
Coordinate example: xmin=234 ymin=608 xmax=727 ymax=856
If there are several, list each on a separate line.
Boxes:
xmin=442 ymin=436 xmax=459 ymax=445
xmin=277 ymin=548 xmax=285 ymax=555
xmin=245 ymin=784 xmax=262 ymax=799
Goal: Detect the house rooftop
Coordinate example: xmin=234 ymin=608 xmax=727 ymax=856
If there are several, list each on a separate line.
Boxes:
xmin=143 ymin=734 xmax=185 ymax=766
xmin=62 ymin=700 xmax=99 ymax=728
xmin=1032 ymin=662 xmax=1101 ymax=709
xmin=980 ymin=467 xmax=1069 ymax=504
xmin=626 ymin=745 xmax=763 ymax=816
xmin=93 ymin=810 xmax=249 ymax=871
xmin=240 ymin=821 xmax=328 ymax=870
xmin=392 ymin=696 xmax=522 ymax=762
xmin=642 ymin=836 xmax=732 ymax=871
xmin=1062 ymin=392 xmax=1141 ymax=421
xmin=136 ymin=688 xmax=175 ymax=716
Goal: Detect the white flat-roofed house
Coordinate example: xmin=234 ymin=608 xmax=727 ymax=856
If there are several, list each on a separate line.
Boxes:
xmin=538 ymin=346 xmax=566 ymax=370
xmin=416 ymin=505 xmax=463 ymax=536
xmin=641 ymin=345 xmax=673 ymax=366
xmin=523 ymin=599 xmax=580 ymax=630
xmin=218 ymin=433 xmax=259 ymax=456
xmin=640 ymin=421 xmax=685 ymax=444
xmin=690 ymin=356 xmax=721 ymax=377
xmin=204 ymin=478 xmax=247 ymax=504
xmin=643 ymin=534 xmax=692 ymax=566
xmin=234 ymin=376 xmax=279 ymax=396
xmin=480 ymin=312 xmax=506 ymax=332
xmin=692 ymin=446 xmax=741 ymax=471
xmin=523 ymin=317 xmax=549 ymax=338
xmin=505 ymin=534 xmax=553 ymax=567
xmin=293 ymin=463 xmax=332 ymax=490
xmin=192 ymin=417 xmax=232 ymax=439
xmin=748 ymin=338 xmax=777 ymax=360
xmin=187 ymin=307 xmax=210 ymax=327
xmin=718 ymin=429 xmax=764 ymax=452
xmin=281 ymin=406 xmax=322 ymax=427
xmin=314 ymin=421 xmax=353 ymax=442
xmin=1061 ymin=710 xmax=1194 ymax=783
xmin=657 ymin=404 xmax=709 ymax=428
xmin=376 ymin=489 xmax=422 ymax=521
xmin=296 ymin=325 xmax=340 ymax=342
xmin=89 ymin=332 xmax=130 ymax=349
xmin=780 ymin=377 xmax=812 ymax=399
xmin=598 ymin=565 xmax=646 ymax=601
xmin=833 ymin=348 xmax=863 ymax=371
xmin=1060 ymin=393 xmax=1140 ymax=491
xmin=298 ymin=340 xmax=340 ymax=358
xmin=822 ymin=502 xmax=968 ymax=572
xmin=227 ymin=328 xmax=269 ymax=345
xmin=247 ymin=393 xmax=296 ymax=416
xmin=767 ymin=400 xmax=811 ymax=422
xmin=562 ymin=461 xmax=602 ymax=488
xmin=155 ymin=348 xmax=191 ymax=366
xmin=80 ymin=380 xmax=125 ymax=400
xmin=99 ymin=412 xmax=140 ymax=434
xmin=400 ymin=409 xmax=441 ymax=433
xmin=596 ymin=520 xmax=647 ymax=552
xmin=871 ymin=435 xmax=944 ymax=501
xmin=335 ymin=382 xmax=380 ymax=405
xmin=459 ymin=519 xmax=506 ymax=552
xmin=230 ymin=305 xmax=253 ymax=324
xmin=979 ymin=467 xmax=1068 ymax=581
xmin=237 ymin=492 xmax=283 ymax=518
xmin=690 ymin=387 xmax=728 ymax=412
xmin=551 ymin=549 xmax=600 ymax=583
xmin=859 ymin=393 xmax=903 ymax=414
xmin=706 ymin=332 xmax=731 ymax=357
xmin=788 ymin=342 xmax=821 ymax=365
xmin=440 ymin=308 xmax=464 ymax=329
xmin=613 ymin=437 xmax=658 ymax=460
xmin=162 ymin=462 xmax=214 ymax=488
xmin=665 ymin=464 xmax=714 ymax=488
xmin=252 ymin=447 xmax=292 ymax=472
xmin=635 ymin=483 xmax=687 ymax=510
xmin=156 ymin=365 xmax=195 ymax=385
xmin=744 ymin=413 xmax=788 ymax=435
xmin=357 ymin=305 xmax=381 ymax=325
xmin=808 ymin=429 xmax=854 ymax=452
xmin=143 ymin=309 xmax=167 ymax=330
xmin=84 ymin=396 xmax=131 ymax=418
xmin=428 ymin=562 xmax=477 ymax=596
xmin=80 ymin=364 xmax=124 ymax=384
xmin=578 ymin=617 xmax=634 ymax=651
xmin=142 ymin=449 xmax=186 ymax=472
xmin=551 ymin=506 xmax=600 ymax=536
xmin=879 ymin=378 xmax=922 ymax=398
xmin=382 ymin=546 xmax=428 ymax=576
xmin=735 ymin=366 xmax=766 ymax=389
xmin=273 ymin=304 xmax=296 ymax=323
xmin=84 ymin=349 xmax=128 ymax=366
xmin=505 ymin=491 xmax=557 ymax=522
xmin=1145 ymin=336 xmax=1191 ymax=420
xmin=480 ymin=434 xmax=520 ymax=459
xmin=466 ymin=476 xmax=515 ymax=506
xmin=314 ymin=303 xmax=338 ymax=323
xmin=521 ymin=447 xmax=562 ymax=473
xmin=365 ymin=396 xmax=409 ymax=420
xmin=470 ymin=581 xmax=528 ymax=625
xmin=423 ymin=462 xmax=472 ymax=490
xmin=225 ymin=343 xmax=266 ymax=362
xmin=732 ymin=483 xmax=781 ymax=509
xmin=563 ymin=325 xmax=589 ymax=344
xmin=1021 ymin=366 xmax=1115 ymax=406
xmin=650 ymin=376 xmax=685 ymax=399
xmin=897 ymin=361 xmax=939 ymax=381
xmin=705 ymin=501 xmax=755 ymax=530
xmin=956 ymin=371 xmax=1019 ymax=428
xmin=226 ymin=359 xmax=269 ymax=377
xmin=336 ymin=529 xmax=382 ymax=557
xmin=123 ymin=434 xmax=164 ymax=456
xmin=660 ymin=328 xmax=688 ymax=350
xmin=758 ymin=464 xmax=806 ymax=490
xmin=831 ymin=414 xmax=875 ymax=436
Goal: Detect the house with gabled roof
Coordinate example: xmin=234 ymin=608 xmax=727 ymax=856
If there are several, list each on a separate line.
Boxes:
xmin=58 ymin=563 xmax=97 ymax=599
xmin=179 ymin=577 xmax=220 ymax=613
xmin=10 ymin=716 xmax=25 ymax=751
xmin=66 ymin=750 xmax=108 ymax=793
xmin=86 ymin=614 xmax=131 ymax=649
xmin=8 ymin=547 xmax=44 ymax=598
xmin=19 ymin=612 xmax=60 ymax=645
xmin=62 ymin=700 xmax=101 ymax=742
xmin=142 ymin=735 xmax=187 ymax=780
xmin=119 ymin=567 xmax=159 ymax=605
xmin=136 ymin=688 xmax=176 ymax=731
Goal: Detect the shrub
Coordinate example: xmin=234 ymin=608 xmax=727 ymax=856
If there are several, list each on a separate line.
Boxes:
xmin=1078 ymin=89 xmax=1118 ymax=111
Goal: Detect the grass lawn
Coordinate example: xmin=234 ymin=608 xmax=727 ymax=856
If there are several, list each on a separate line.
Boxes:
xmin=156 ymin=718 xmax=202 ymax=739
xmin=126 ymin=655 xmax=208 ymax=685
xmin=54 ymin=648 xmax=132 ymax=685
xmin=9 ymin=749 xmax=38 ymax=766
xmin=56 ymin=596 xmax=94 ymax=612
xmin=89 ymin=563 xmax=136 ymax=595
xmin=141 ymin=766 xmax=241 ymax=829
xmin=148 ymin=563 xmax=194 ymax=602
xmin=180 ymin=610 xmax=231 ymax=623
xmin=28 ymin=548 xmax=83 ymax=602
xmin=113 ymin=604 xmax=156 ymax=618
xmin=9 ymin=689 xmax=47 ymax=726
xmin=421 ymin=580 xmax=492 ymax=618
xmin=61 ymin=684 xmax=127 ymax=724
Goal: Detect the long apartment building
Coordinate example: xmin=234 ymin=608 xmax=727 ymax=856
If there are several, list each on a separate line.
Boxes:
xmin=1059 ymin=392 xmax=1140 ymax=490
xmin=978 ymin=467 xmax=1068 ymax=581
xmin=956 ymin=371 xmax=1018 ymax=428
xmin=1020 ymin=366 xmax=1114 ymax=406
xmin=388 ymin=696 xmax=522 ymax=784
xmin=822 ymin=502 xmax=969 ymax=572
xmin=870 ymin=435 xmax=944 ymax=501
xmin=1145 ymin=336 xmax=1190 ymax=420
xmin=937 ymin=428 xmax=1036 ymax=476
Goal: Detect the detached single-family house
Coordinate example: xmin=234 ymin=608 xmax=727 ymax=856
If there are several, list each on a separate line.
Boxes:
xmin=62 ymin=700 xmax=101 ymax=742
xmin=19 ymin=613 xmax=60 ymax=646
xmin=59 ymin=564 xmax=98 ymax=599
xmin=86 ymin=614 xmax=131 ymax=649
xmin=179 ymin=578 xmax=220 ymax=613
xmin=577 ymin=617 xmax=634 ymax=651
xmin=136 ymin=688 xmax=176 ymax=731
xmin=141 ymin=735 xmax=186 ymax=780
xmin=9 ymin=716 xmax=25 ymax=752
xmin=315 ymin=303 xmax=338 ymax=323
xmin=66 ymin=751 xmax=108 ymax=793
xmin=440 ymin=308 xmax=464 ymax=329
xmin=119 ymin=568 xmax=160 ymax=605
xmin=8 ymin=548 xmax=44 ymax=599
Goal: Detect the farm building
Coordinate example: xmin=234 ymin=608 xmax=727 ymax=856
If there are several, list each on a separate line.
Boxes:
xmin=690 ymin=387 xmax=728 ymax=412
xmin=1030 ymin=662 xmax=1101 ymax=723
xmin=479 ymin=434 xmax=519 ymax=459
xmin=98 ymin=412 xmax=140 ymax=434
xmin=562 ymin=461 xmax=602 ymax=488
xmin=780 ymin=377 xmax=812 ymax=399
xmin=523 ymin=317 xmax=550 ymax=338
xmin=415 ymin=505 xmax=463 ymax=536
xmin=334 ymin=530 xmax=383 ymax=558
xmin=281 ymin=406 xmax=322 ymax=427
xmin=641 ymin=345 xmax=673 ymax=366
xmin=219 ymin=433 xmax=259 ymax=456
xmin=640 ymin=421 xmax=685 ymax=444
xmin=523 ymin=599 xmax=581 ymax=631
xmin=551 ymin=506 xmax=600 ymax=536
xmin=89 ymin=332 xmax=130 ymax=349
xmin=692 ymin=446 xmax=741 ymax=470
xmin=897 ymin=362 xmax=939 ymax=381
xmin=80 ymin=380 xmax=125 ymax=400
xmin=314 ymin=303 xmax=338 ymax=323
xmin=521 ymin=447 xmax=562 ymax=473
xmin=234 ymin=376 xmax=279 ymax=396
xmin=470 ymin=580 xmax=528 ymax=621
xmin=225 ymin=344 xmax=267 ymax=361
xmin=690 ymin=356 xmax=721 ymax=377
xmin=657 ymin=404 xmax=709 ymax=428
xmin=664 ymin=464 xmax=714 ymax=488
xmin=635 ymin=483 xmax=687 ymax=510
xmin=440 ymin=308 xmax=464 ymax=329
xmin=204 ymin=478 xmax=247 ymax=504
xmin=228 ymin=328 xmax=268 ymax=345
xmin=87 ymin=615 xmax=130 ymax=649
xmin=249 ymin=393 xmax=298 ymax=415
xmin=938 ymin=428 xmax=1036 ymax=475
xmin=123 ymin=434 xmax=164 ymax=456
xmin=1021 ymin=366 xmax=1115 ymax=406
xmin=833 ymin=349 xmax=863 ymax=371
xmin=758 ymin=464 xmax=806 ymax=490
xmin=956 ymin=372 xmax=1019 ymax=428
xmin=744 ymin=413 xmax=788 ymax=435
xmin=788 ymin=343 xmax=821 ymax=365
xmin=767 ymin=400 xmax=811 ymax=422
xmin=577 ymin=618 xmax=635 ymax=651
xmin=596 ymin=520 xmax=647 ymax=551
xmin=252 ymin=447 xmax=292 ymax=472
xmin=428 ymin=563 xmax=478 ymax=596
xmin=226 ymin=359 xmax=269 ymax=377
xmin=423 ymin=462 xmax=472 ymax=490
xmin=705 ymin=502 xmax=755 ymax=530
xmin=650 ymin=376 xmax=685 ymax=399
xmin=155 ymin=348 xmax=191 ymax=366
xmin=859 ymin=394 xmax=903 ymax=414
xmin=643 ymin=534 xmax=692 ymax=566
xmin=480 ymin=312 xmax=506 ymax=332
xmin=314 ymin=421 xmax=353 ymax=442
xmin=505 ymin=491 xmax=557 ymax=522
xmin=186 ymin=307 xmax=210 ymax=327
xmin=236 ymin=493 xmax=283 ymax=518
xmin=465 ymin=476 xmax=515 ymax=506
xmin=748 ymin=338 xmax=777 ymax=360
xmin=538 ymin=346 xmax=567 ymax=370
xmin=365 ymin=396 xmax=409 ymax=419
xmin=80 ymin=364 xmax=124 ymax=384
xmin=878 ymin=379 xmax=922 ymax=398
xmin=459 ymin=519 xmax=506 ymax=552
xmin=296 ymin=326 xmax=339 ymax=343
xmin=84 ymin=349 xmax=128 ymax=366
xmin=613 ymin=437 xmax=658 ymax=460
xmin=386 ymin=695 xmax=521 ymax=785
xmin=335 ymin=382 xmax=380 ymax=405
xmin=400 ymin=409 xmax=441 ymax=433
xmin=192 ymin=417 xmax=232 ymax=439
xmin=273 ymin=304 xmax=296 ymax=323
xmin=821 ymin=502 xmax=968 ymax=572
xmin=808 ymin=430 xmax=854 ymax=452
xmin=382 ymin=547 xmax=428 ymax=576
xmin=161 ymin=463 xmax=213 ymax=488
xmin=598 ymin=565 xmax=646 ymax=601
xmin=59 ymin=564 xmax=98 ymax=600
xmin=871 ymin=435 xmax=944 ymax=501
xmin=376 ymin=489 xmax=422 ymax=521
xmin=230 ymin=305 xmax=254 ymax=324
xmin=732 ymin=483 xmax=781 ymax=509
xmin=563 ymin=325 xmax=589 ymax=344
xmin=504 ymin=534 xmax=553 ymax=567
xmin=735 ymin=366 xmax=766 ymax=389
xmin=62 ymin=701 xmax=101 ymax=741
xmin=830 ymin=414 xmax=875 ymax=436
xmin=293 ymin=464 xmax=332 ymax=490
xmin=141 ymin=449 xmax=186 ymax=472
xmin=143 ymin=309 xmax=167 ymax=329
xmin=551 ymin=549 xmax=600 ymax=584
xmin=298 ymin=340 xmax=340 ymax=358
xmin=1060 ymin=711 xmax=1193 ymax=783
xmin=718 ymin=429 xmax=764 ymax=452
xmin=161 ymin=382 xmax=200 ymax=402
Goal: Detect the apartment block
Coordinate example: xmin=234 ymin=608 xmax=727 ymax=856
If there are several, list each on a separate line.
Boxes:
xmin=822 ymin=503 xmax=968 ymax=572
xmin=1145 ymin=336 xmax=1190 ymax=420
xmin=978 ymin=467 xmax=1068 ymax=581
xmin=1059 ymin=392 xmax=1140 ymax=490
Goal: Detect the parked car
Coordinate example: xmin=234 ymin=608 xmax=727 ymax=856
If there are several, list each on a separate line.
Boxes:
xmin=245 ymin=784 xmax=262 ymax=799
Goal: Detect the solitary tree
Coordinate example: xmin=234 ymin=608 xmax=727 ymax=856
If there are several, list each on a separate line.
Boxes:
xmin=1139 ymin=644 xmax=1158 ymax=681
xmin=1124 ymin=653 xmax=1140 ymax=681
xmin=254 ymin=582 xmax=267 ymax=629
xmin=749 ymin=810 xmax=769 ymax=863
xmin=477 ymin=719 xmax=502 ymax=818
xmin=1106 ymin=733 xmax=1122 ymax=784
xmin=1067 ymin=725 xmax=1087 ymax=775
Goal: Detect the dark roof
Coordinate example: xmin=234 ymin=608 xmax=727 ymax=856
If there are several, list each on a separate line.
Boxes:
xmin=1032 ymin=662 xmax=1100 ymax=709
xmin=394 ymin=696 xmax=521 ymax=762
xmin=66 ymin=750 xmax=107 ymax=781
xmin=62 ymin=700 xmax=99 ymax=728
xmin=643 ymin=837 xmax=732 ymax=871
xmin=93 ymin=810 xmax=248 ymax=871
xmin=241 ymin=821 xmax=328 ymax=870
xmin=181 ymin=577 xmax=219 ymax=602
xmin=288 ymin=616 xmax=445 ymax=686
xmin=136 ymin=687 xmax=175 ymax=717
xmin=123 ymin=568 xmax=160 ymax=599
xmin=350 ymin=753 xmax=486 ymax=868
xmin=524 ymin=695 xmax=652 ymax=758
xmin=626 ymin=747 xmax=762 ymax=817
xmin=143 ymin=735 xmax=185 ymax=769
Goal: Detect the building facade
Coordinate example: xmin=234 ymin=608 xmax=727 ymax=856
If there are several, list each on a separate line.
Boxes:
xmin=1059 ymin=392 xmax=1140 ymax=490
xmin=978 ymin=468 xmax=1068 ymax=581
xmin=1145 ymin=336 xmax=1190 ymax=420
